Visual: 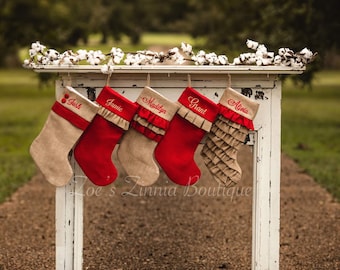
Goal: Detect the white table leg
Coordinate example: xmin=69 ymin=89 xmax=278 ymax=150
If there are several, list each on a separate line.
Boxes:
xmin=252 ymin=84 xmax=281 ymax=270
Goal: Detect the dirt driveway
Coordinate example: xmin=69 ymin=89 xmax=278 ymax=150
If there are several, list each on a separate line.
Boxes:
xmin=0 ymin=146 xmax=339 ymax=269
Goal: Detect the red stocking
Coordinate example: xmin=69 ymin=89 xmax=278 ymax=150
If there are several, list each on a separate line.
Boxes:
xmin=74 ymin=86 xmax=138 ymax=186
xmin=154 ymin=87 xmax=219 ymax=185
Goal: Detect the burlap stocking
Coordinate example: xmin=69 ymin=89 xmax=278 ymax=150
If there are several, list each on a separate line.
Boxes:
xmin=30 ymin=86 xmax=99 ymax=186
xmin=201 ymin=87 xmax=259 ymax=187
xmin=117 ymin=86 xmax=179 ymax=186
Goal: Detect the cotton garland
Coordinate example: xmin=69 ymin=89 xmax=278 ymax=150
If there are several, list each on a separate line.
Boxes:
xmin=23 ymin=40 xmax=316 ymax=72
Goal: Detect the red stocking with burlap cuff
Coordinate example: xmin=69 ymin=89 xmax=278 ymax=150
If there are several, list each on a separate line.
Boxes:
xmin=74 ymin=86 xmax=138 ymax=186
xmin=201 ymin=87 xmax=259 ymax=187
xmin=30 ymin=86 xmax=99 ymax=186
xmin=154 ymin=87 xmax=219 ymax=186
xmin=117 ymin=86 xmax=179 ymax=186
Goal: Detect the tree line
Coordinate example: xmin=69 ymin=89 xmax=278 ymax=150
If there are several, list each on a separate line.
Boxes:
xmin=1 ymin=0 xmax=339 ymax=72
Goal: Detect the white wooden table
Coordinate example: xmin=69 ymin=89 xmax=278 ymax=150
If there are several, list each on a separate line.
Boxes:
xmin=34 ymin=65 xmax=303 ymax=270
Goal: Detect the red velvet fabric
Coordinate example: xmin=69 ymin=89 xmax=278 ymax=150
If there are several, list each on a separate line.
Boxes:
xmin=178 ymin=87 xmax=219 ymax=122
xmin=96 ymin=86 xmax=138 ymax=120
xmin=52 ymin=101 xmax=89 ymax=130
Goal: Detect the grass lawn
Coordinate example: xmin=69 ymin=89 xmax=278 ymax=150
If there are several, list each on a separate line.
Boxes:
xmin=282 ymin=70 xmax=340 ymax=201
xmin=0 ymin=69 xmax=54 ymax=202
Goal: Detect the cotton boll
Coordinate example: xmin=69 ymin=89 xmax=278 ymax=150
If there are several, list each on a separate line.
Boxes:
xmin=274 ymin=55 xmax=282 ymax=65
xmin=101 ymin=65 xmax=109 ymax=74
xmin=278 ymin=48 xmax=294 ymax=59
xmin=299 ymin=48 xmax=313 ymax=59
xmin=62 ymin=56 xmax=72 ymax=65
xmin=168 ymin=47 xmax=179 ymax=55
xmin=23 ymin=59 xmax=36 ymax=68
xmin=93 ymin=57 xmax=101 ymax=65
xmin=31 ymin=42 xmax=39 ymax=51
xmin=232 ymin=57 xmax=241 ymax=65
xmin=257 ymin=44 xmax=267 ymax=54
xmin=181 ymin=42 xmax=193 ymax=56
xmin=267 ymin=52 xmax=275 ymax=59
xmin=77 ymin=49 xmax=88 ymax=61
xmin=23 ymin=59 xmax=30 ymax=66
xmin=46 ymin=49 xmax=60 ymax=60
xmin=246 ymin=39 xmax=259 ymax=50
xmin=113 ymin=55 xmax=123 ymax=64
xmin=124 ymin=54 xmax=133 ymax=65
xmin=37 ymin=55 xmax=43 ymax=62
xmin=262 ymin=58 xmax=273 ymax=65
xmin=52 ymin=60 xmax=60 ymax=65
xmin=31 ymin=41 xmax=46 ymax=53
xmin=197 ymin=50 xmax=206 ymax=57
xmin=291 ymin=59 xmax=304 ymax=68
xmin=29 ymin=49 xmax=37 ymax=58
xmin=175 ymin=55 xmax=185 ymax=65
xmin=255 ymin=50 xmax=264 ymax=58
xmin=239 ymin=53 xmax=247 ymax=63
xmin=256 ymin=59 xmax=263 ymax=66
xmin=150 ymin=57 xmax=160 ymax=65
xmin=218 ymin=55 xmax=228 ymax=65
xmin=101 ymin=64 xmax=114 ymax=74
xmin=206 ymin=52 xmax=218 ymax=65
xmin=196 ymin=55 xmax=206 ymax=65
xmin=298 ymin=47 xmax=316 ymax=64
xmin=110 ymin=47 xmax=125 ymax=64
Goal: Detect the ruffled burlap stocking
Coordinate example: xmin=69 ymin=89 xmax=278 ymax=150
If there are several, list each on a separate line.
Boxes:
xmin=201 ymin=87 xmax=259 ymax=187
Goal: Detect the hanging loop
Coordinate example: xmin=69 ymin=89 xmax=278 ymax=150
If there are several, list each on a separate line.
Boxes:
xmin=66 ymin=72 xmax=72 ymax=87
xmin=227 ymin=73 xmax=231 ymax=89
xmin=146 ymin=73 xmax=151 ymax=87
xmin=187 ymin=74 xmax=192 ymax=87
xmin=106 ymin=72 xmax=112 ymax=86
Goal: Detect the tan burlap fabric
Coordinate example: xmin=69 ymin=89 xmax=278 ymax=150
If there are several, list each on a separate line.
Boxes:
xmin=30 ymin=86 xmax=98 ymax=186
xmin=117 ymin=86 xmax=179 ymax=186
xmin=201 ymin=87 xmax=259 ymax=187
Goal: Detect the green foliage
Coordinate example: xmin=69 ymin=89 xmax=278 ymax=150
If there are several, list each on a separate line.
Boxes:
xmin=0 ymin=69 xmax=54 ymax=202
xmin=282 ymin=70 xmax=340 ymax=201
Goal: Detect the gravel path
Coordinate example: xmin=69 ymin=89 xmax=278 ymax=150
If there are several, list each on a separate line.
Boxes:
xmin=0 ymin=146 xmax=339 ymax=269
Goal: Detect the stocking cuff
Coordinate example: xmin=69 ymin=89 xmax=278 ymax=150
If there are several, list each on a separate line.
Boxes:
xmin=178 ymin=87 xmax=219 ymax=122
xmin=177 ymin=105 xmax=213 ymax=132
xmin=96 ymin=86 xmax=138 ymax=121
xmin=132 ymin=86 xmax=179 ymax=141
xmin=135 ymin=107 xmax=170 ymax=130
xmin=219 ymin=106 xmax=255 ymax=130
xmin=97 ymin=106 xmax=131 ymax=131
xmin=133 ymin=114 xmax=166 ymax=136
xmin=219 ymin=87 xmax=259 ymax=121
xmin=136 ymin=86 xmax=179 ymax=121
xmin=53 ymin=86 xmax=99 ymax=128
